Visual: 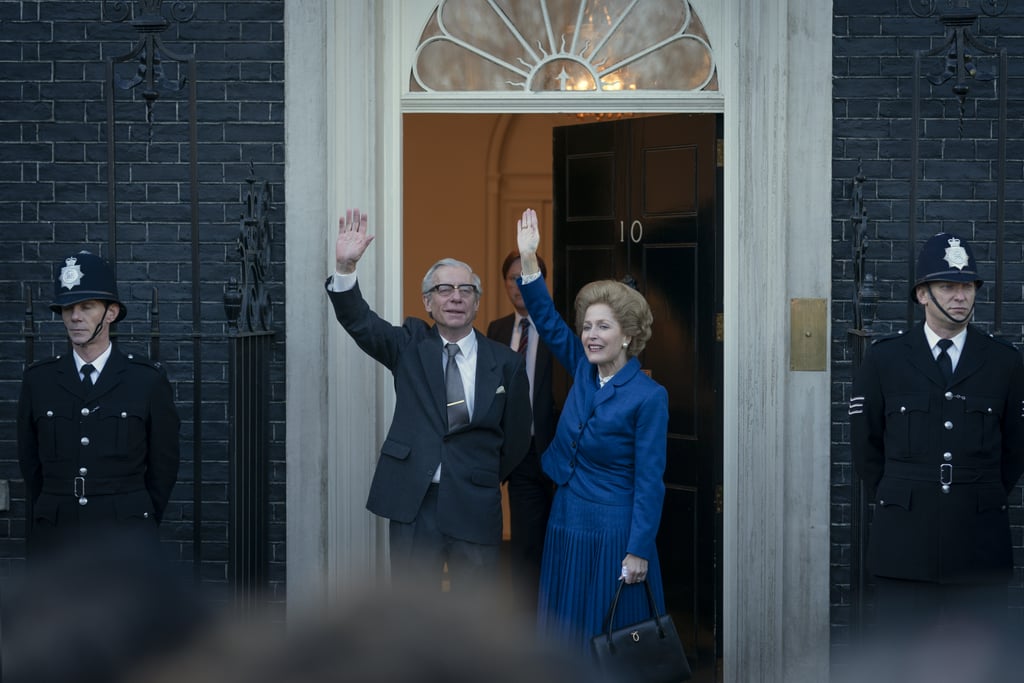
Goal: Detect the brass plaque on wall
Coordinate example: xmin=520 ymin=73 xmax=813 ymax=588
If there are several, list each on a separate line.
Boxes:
xmin=790 ymin=298 xmax=827 ymax=371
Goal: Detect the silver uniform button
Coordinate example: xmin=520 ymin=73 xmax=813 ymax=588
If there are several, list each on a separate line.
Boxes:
xmin=143 ymin=512 xmax=149 ymax=519
xmin=78 ymin=497 xmax=88 ymax=506
xmin=81 ymin=436 xmax=90 ymax=446
xmin=944 ymin=392 xmax=953 ymax=400
xmin=943 ymin=452 xmax=953 ymax=462
xmin=900 ymin=406 xmax=907 ymax=414
xmin=121 ymin=411 xmax=128 ymax=418
xmin=944 ymin=421 xmax=953 ymax=430
xmin=81 ymin=407 xmax=90 ymax=416
xmin=942 ymin=485 xmax=951 ymax=494
xmin=46 ymin=410 xmax=53 ymax=417
xmin=79 ymin=467 xmax=87 ymax=476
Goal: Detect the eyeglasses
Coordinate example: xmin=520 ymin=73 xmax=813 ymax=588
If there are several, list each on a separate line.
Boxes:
xmin=427 ymin=283 xmax=478 ymax=297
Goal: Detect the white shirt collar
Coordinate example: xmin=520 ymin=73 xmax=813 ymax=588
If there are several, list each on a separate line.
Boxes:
xmin=513 ymin=313 xmax=533 ymax=341
xmin=440 ymin=331 xmax=478 ymax=359
xmin=923 ymin=324 xmax=967 ymax=354
xmin=73 ymin=343 xmax=113 ymax=378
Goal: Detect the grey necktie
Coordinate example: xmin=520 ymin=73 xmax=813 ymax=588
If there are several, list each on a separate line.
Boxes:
xmin=936 ymin=338 xmax=954 ymax=382
xmin=445 ymin=343 xmax=470 ymax=431
xmin=81 ymin=363 xmax=95 ymax=388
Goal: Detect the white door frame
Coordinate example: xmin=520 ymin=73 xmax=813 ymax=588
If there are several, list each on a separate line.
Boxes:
xmin=284 ymin=2 xmax=833 ymax=681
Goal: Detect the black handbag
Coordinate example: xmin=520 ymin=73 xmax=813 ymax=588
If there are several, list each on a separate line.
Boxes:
xmin=590 ymin=579 xmax=692 ymax=683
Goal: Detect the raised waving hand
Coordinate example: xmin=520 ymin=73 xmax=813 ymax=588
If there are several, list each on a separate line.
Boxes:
xmin=516 ymin=208 xmax=541 ymax=277
xmin=335 ymin=208 xmax=374 ymax=274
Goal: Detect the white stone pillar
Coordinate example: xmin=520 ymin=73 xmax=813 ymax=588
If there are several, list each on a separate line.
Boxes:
xmin=720 ymin=0 xmax=832 ymax=681
xmin=781 ymin=4 xmax=833 ymax=682
xmin=284 ymin=0 xmax=331 ymax=620
xmin=285 ymin=0 xmax=400 ymax=619
xmin=320 ymin=0 xmax=398 ymax=599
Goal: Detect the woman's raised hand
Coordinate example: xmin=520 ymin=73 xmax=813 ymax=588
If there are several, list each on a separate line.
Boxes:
xmin=516 ymin=208 xmax=542 ymax=277
xmin=516 ymin=208 xmax=540 ymax=257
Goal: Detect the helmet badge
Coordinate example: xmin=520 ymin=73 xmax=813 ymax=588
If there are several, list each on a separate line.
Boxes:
xmin=943 ymin=237 xmax=970 ymax=271
xmin=59 ymin=256 xmax=84 ymax=290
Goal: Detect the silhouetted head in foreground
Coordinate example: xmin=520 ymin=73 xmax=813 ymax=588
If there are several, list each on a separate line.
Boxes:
xmin=132 ymin=579 xmax=599 ymax=683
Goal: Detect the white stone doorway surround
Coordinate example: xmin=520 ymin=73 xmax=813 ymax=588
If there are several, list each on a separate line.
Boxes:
xmin=284 ymin=2 xmax=832 ymax=681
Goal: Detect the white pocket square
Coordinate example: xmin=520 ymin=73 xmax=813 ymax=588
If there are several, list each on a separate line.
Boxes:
xmin=495 ymin=385 xmax=506 ymax=394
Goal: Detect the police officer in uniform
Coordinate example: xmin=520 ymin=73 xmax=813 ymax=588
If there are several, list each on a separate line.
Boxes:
xmin=850 ymin=233 xmax=1024 ymax=664
xmin=17 ymin=251 xmax=180 ymax=558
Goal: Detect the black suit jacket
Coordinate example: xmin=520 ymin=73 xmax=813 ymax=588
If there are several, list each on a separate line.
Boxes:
xmin=327 ymin=282 xmax=532 ymax=545
xmin=18 ymin=349 xmax=181 ymax=549
xmin=850 ymin=323 xmax=1024 ymax=582
xmin=486 ymin=313 xmax=557 ymax=455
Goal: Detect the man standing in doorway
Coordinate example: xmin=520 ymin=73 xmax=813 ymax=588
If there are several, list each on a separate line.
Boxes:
xmin=849 ymin=232 xmax=1024 ymax=668
xmin=18 ymin=251 xmax=181 ymax=558
xmin=325 ymin=209 xmax=532 ymax=590
xmin=487 ymin=250 xmax=556 ymax=602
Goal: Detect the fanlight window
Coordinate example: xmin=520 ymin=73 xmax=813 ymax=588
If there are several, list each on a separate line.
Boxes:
xmin=411 ymin=0 xmax=717 ymax=92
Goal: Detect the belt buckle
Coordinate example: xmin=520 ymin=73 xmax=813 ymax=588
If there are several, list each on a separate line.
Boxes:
xmin=940 ymin=463 xmax=952 ymax=493
xmin=74 ymin=476 xmax=85 ymax=498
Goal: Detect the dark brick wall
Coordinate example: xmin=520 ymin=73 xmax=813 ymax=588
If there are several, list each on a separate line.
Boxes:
xmin=833 ymin=0 xmax=1024 ymax=652
xmin=0 ymin=0 xmax=286 ymax=605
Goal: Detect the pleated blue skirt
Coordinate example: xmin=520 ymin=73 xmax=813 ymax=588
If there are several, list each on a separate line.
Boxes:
xmin=537 ymin=484 xmax=666 ymax=656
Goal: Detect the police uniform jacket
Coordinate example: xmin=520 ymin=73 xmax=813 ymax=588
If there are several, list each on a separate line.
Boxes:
xmin=18 ymin=350 xmax=181 ymax=548
xmin=850 ymin=323 xmax=1024 ymax=583
xmin=326 ymin=281 xmax=532 ymax=546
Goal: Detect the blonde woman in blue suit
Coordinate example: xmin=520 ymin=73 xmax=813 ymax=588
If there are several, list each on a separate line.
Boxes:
xmin=515 ymin=208 xmax=669 ymax=654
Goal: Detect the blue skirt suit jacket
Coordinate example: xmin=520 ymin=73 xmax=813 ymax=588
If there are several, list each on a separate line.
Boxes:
xmin=519 ymin=275 xmax=668 ymax=559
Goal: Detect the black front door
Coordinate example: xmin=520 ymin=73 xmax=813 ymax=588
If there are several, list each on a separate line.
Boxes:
xmin=553 ymin=113 xmax=723 ymax=679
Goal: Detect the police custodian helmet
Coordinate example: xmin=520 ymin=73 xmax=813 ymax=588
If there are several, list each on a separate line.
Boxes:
xmin=49 ymin=251 xmax=128 ymax=321
xmin=910 ymin=232 xmax=984 ymax=302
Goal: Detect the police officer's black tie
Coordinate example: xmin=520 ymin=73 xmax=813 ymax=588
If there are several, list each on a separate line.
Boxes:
xmin=936 ymin=338 xmax=954 ymax=383
xmin=445 ymin=343 xmax=470 ymax=431
xmin=81 ymin=363 xmax=95 ymax=388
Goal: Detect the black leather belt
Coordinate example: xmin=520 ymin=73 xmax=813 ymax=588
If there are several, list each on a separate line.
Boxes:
xmin=42 ymin=474 xmax=145 ymax=497
xmin=884 ymin=460 xmax=1001 ymax=493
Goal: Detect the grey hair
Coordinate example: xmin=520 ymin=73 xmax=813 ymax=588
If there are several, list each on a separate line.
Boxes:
xmin=421 ymin=258 xmax=483 ymax=296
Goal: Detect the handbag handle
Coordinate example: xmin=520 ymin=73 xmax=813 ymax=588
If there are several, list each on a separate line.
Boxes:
xmin=599 ymin=578 xmax=667 ymax=639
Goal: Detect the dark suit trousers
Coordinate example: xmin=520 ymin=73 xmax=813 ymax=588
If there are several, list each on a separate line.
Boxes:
xmin=506 ymin=440 xmax=553 ymax=588
xmin=389 ymin=484 xmax=499 ymax=592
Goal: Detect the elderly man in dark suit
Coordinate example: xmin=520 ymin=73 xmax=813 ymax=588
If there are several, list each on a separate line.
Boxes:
xmin=487 ymin=250 xmax=557 ymax=598
xmin=850 ymin=232 xmax=1024 ymax=669
xmin=18 ymin=251 xmax=180 ymax=558
xmin=325 ymin=209 xmax=532 ymax=590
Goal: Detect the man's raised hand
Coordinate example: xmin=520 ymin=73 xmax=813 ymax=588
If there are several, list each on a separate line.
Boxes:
xmin=335 ymin=208 xmax=374 ymax=274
